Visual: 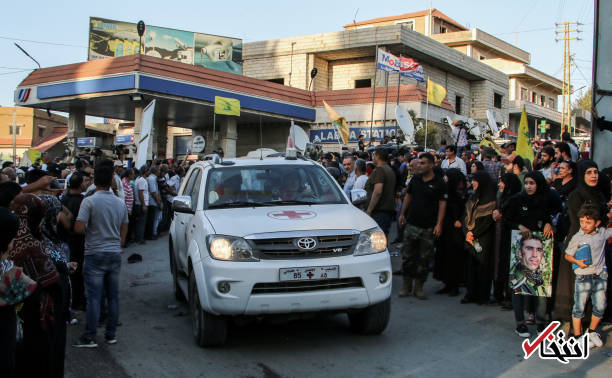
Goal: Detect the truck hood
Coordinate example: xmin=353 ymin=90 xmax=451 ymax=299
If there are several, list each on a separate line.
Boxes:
xmin=205 ymin=204 xmax=378 ymax=237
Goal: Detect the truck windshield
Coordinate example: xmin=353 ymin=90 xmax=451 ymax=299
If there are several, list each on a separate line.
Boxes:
xmin=205 ymin=164 xmax=347 ymax=209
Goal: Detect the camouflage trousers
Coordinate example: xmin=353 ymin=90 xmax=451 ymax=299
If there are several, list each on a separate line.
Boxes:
xmin=401 ymin=223 xmax=435 ymax=281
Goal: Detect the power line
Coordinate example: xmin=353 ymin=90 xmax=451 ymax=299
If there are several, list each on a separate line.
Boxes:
xmin=0 ymin=65 xmax=37 ymax=70
xmin=0 ymin=69 xmax=33 ymax=76
xmin=0 ymin=35 xmax=86 ymax=48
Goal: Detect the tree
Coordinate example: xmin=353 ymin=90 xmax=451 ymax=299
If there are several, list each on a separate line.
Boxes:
xmin=572 ymin=88 xmax=592 ymax=112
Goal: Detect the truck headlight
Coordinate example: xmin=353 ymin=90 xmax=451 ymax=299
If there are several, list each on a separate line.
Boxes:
xmin=207 ymin=235 xmax=258 ymax=262
xmin=353 ymin=227 xmax=387 ymax=256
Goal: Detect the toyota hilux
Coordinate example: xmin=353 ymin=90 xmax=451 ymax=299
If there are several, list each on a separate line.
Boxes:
xmin=169 ymin=156 xmax=391 ymax=346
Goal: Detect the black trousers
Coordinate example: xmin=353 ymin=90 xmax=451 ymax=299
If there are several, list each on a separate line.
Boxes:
xmin=145 ymin=205 xmax=157 ymax=239
xmin=466 ymin=247 xmax=492 ymax=303
xmin=68 ymin=236 xmax=86 ymax=309
xmin=0 ymin=305 xmax=17 ymax=378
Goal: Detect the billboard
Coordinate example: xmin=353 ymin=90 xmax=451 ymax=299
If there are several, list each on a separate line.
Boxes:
xmin=88 ymin=17 xmax=242 ymax=75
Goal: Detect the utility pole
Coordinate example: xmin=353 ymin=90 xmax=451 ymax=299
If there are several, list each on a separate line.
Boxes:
xmin=555 ymin=21 xmax=582 ymax=134
xmin=9 ymin=110 xmax=24 ymax=165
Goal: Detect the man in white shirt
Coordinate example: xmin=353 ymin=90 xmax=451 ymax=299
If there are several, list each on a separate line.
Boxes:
xmin=353 ymin=159 xmax=368 ymax=191
xmin=441 ymin=145 xmax=467 ymax=176
xmin=113 ymin=160 xmax=125 ymax=202
xmin=133 ymin=166 xmax=149 ymax=244
xmin=342 ymin=156 xmax=356 ymax=197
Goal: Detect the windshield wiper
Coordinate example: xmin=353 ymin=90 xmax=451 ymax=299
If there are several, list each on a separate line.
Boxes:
xmin=261 ymin=200 xmax=317 ymax=206
xmin=208 ymin=201 xmax=269 ymax=209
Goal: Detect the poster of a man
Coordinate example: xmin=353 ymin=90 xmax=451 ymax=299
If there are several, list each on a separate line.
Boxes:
xmin=508 ymin=231 xmax=553 ymax=297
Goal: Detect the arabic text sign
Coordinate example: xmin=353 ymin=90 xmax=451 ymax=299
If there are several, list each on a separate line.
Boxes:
xmin=310 ymin=127 xmax=398 ymax=144
xmin=522 ymin=321 xmax=589 ymax=364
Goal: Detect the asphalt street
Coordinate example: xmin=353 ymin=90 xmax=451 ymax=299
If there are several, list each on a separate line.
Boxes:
xmin=64 ymin=235 xmax=612 ymax=378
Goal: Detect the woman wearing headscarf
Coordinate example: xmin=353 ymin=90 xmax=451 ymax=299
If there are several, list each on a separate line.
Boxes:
xmin=504 ymin=171 xmax=554 ymax=337
xmin=0 ymin=207 xmax=37 ymax=378
xmin=38 ymin=194 xmax=72 ymax=378
xmin=462 ymin=171 xmax=497 ymax=304
xmin=434 ymin=168 xmax=466 ymax=297
xmin=492 ymin=173 xmax=523 ymax=308
xmin=8 ymin=193 xmax=60 ymax=377
xmin=553 ymin=160 xmax=610 ymax=328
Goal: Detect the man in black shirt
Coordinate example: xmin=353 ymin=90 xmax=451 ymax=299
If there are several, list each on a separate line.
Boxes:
xmin=398 ymin=153 xmax=447 ymax=299
xmin=358 ymin=134 xmax=365 ymax=152
xmin=365 ymin=149 xmax=397 ymax=236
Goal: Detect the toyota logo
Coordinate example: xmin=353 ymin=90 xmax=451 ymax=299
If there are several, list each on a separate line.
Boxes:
xmin=295 ymin=237 xmax=317 ymax=251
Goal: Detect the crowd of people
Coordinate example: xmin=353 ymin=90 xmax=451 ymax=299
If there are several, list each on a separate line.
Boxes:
xmin=0 ymin=153 xmax=187 ymax=377
xmin=325 ymin=131 xmax=611 ymax=346
xmin=0 ymin=130 xmax=610 ymax=376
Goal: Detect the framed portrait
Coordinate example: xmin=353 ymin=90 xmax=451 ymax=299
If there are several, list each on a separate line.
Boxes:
xmin=508 ymin=230 xmax=554 ymax=297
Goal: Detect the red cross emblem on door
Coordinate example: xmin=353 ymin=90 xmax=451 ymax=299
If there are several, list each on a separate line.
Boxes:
xmin=267 ymin=210 xmax=316 ymax=220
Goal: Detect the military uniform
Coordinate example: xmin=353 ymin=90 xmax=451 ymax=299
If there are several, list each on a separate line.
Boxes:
xmin=509 ymin=262 xmax=548 ymax=296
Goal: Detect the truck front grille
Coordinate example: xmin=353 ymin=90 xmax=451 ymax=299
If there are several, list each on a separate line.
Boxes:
xmin=250 ymin=234 xmax=356 ymax=259
xmin=251 ymin=277 xmax=363 ymax=294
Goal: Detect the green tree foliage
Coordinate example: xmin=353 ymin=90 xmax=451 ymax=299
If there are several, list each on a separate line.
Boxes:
xmin=572 ymin=88 xmax=592 ymax=112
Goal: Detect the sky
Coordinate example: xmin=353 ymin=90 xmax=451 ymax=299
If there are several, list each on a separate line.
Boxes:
xmin=0 ymin=0 xmax=595 ymax=108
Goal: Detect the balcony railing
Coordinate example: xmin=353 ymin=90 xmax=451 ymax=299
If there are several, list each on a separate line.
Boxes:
xmin=509 ymin=100 xmax=561 ymax=123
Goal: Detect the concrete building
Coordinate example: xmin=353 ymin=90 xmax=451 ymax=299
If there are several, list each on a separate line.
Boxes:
xmin=0 ymin=107 xmax=68 ymax=165
xmin=243 ymin=20 xmax=509 ymax=148
xmin=342 ymin=8 xmax=564 ymax=138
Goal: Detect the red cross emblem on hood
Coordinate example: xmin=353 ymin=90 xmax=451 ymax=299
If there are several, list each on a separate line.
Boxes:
xmin=267 ymin=210 xmax=316 ymax=220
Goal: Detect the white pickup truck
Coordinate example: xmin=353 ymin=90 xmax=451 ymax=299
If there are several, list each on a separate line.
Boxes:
xmin=169 ymin=156 xmax=391 ymax=346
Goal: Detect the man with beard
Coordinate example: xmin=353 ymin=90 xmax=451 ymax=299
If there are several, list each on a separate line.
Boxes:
xmin=509 ymin=236 xmax=547 ymax=296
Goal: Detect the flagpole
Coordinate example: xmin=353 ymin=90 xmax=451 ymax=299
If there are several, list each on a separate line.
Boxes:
xmin=396 ymin=69 xmax=401 ymax=139
xmin=370 ymin=45 xmax=378 ymax=138
xmin=212 ymin=112 xmax=216 ymax=151
xmin=383 ymin=71 xmax=389 ymax=143
xmin=424 ymin=77 xmax=429 ymax=150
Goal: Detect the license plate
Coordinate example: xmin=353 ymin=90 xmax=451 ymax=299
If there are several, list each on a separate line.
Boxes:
xmin=279 ymin=266 xmax=339 ymax=281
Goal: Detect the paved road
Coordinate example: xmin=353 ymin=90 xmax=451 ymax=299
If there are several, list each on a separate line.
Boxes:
xmin=65 ymin=236 xmax=612 ymax=377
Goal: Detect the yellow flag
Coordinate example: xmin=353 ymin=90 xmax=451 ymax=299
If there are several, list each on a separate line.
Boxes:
xmin=28 ymin=149 xmax=41 ymax=162
xmin=322 ymin=100 xmax=349 ymax=145
xmin=516 ymin=106 xmax=534 ymax=163
xmin=427 ymin=78 xmax=447 ymax=107
xmin=214 ymin=96 xmax=240 ymax=116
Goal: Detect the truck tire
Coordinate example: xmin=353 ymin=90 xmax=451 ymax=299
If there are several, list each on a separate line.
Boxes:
xmin=189 ymin=270 xmax=228 ymax=347
xmin=348 ymin=298 xmax=390 ymax=335
xmin=169 ymin=242 xmax=186 ymax=302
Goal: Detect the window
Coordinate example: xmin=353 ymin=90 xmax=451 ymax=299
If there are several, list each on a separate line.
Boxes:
xmin=455 ymin=95 xmax=462 ymax=115
xmin=540 ymin=95 xmax=546 ymax=106
xmin=266 ymin=78 xmax=284 ymax=85
xmin=354 ymin=79 xmax=371 ymax=88
xmin=440 ymin=26 xmax=447 ymax=34
xmin=205 ymin=165 xmax=346 ymax=209
xmin=532 ymin=92 xmax=537 ymax=103
xmin=494 ymin=93 xmax=503 ymax=109
xmin=8 ymin=126 xmax=20 ymax=136
xmin=189 ymin=171 xmax=202 ymax=211
xmin=479 ymin=55 xmax=487 ymax=60
xmin=38 ymin=127 xmax=44 ymax=138
xmin=180 ymin=168 xmax=201 ymax=211
xmin=548 ymin=97 xmax=555 ymax=109
xmin=520 ymin=87 xmax=529 ymax=101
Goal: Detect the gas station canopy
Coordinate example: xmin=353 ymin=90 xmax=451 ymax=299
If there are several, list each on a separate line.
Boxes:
xmin=14 ymin=54 xmax=316 ymax=126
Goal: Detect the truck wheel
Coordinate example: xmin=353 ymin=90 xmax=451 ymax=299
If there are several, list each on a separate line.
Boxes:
xmin=169 ymin=242 xmax=186 ymax=302
xmin=348 ymin=298 xmax=390 ymax=335
xmin=189 ymin=270 xmax=227 ymax=347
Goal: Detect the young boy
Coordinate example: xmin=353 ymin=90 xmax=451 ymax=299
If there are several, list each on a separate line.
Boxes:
xmin=565 ymin=204 xmax=612 ymax=348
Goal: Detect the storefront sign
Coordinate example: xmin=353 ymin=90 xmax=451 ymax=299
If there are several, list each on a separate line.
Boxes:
xmin=310 ymin=127 xmax=398 ymax=144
